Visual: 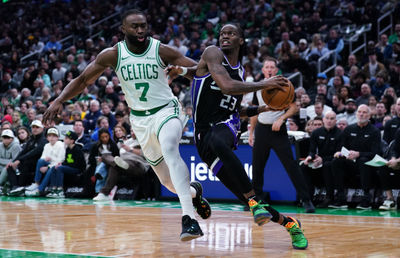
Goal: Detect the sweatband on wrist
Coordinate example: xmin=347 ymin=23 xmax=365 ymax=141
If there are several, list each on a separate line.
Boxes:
xmin=179 ymin=67 xmax=188 ymax=76
xmin=246 ymin=106 xmax=259 ymax=117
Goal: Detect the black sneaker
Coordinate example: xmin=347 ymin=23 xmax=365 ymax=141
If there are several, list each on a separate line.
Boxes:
xmin=328 ymin=200 xmax=348 ymax=209
xmin=9 ymin=186 xmax=25 ymax=197
xmin=303 ymin=200 xmax=315 ymax=213
xmin=356 ymin=199 xmax=372 ymax=210
xmin=316 ymin=198 xmax=332 ymax=208
xmin=190 ymin=181 xmax=211 ymax=219
xmin=180 ymin=215 xmax=204 ymax=241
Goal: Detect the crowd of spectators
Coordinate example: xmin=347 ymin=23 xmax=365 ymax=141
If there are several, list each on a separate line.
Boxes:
xmin=1 ymin=0 xmax=400 ymax=207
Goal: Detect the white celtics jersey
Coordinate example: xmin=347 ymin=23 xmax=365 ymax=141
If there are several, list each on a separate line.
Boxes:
xmin=115 ymin=38 xmax=174 ymax=111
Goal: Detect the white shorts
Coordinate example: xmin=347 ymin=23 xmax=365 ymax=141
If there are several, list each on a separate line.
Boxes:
xmin=129 ymin=99 xmax=186 ymax=166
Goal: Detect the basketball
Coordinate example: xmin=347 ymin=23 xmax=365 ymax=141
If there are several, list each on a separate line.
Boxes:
xmin=261 ymin=79 xmax=295 ymax=110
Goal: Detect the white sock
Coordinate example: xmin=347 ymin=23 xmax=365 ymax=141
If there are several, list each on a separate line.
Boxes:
xmin=158 ymin=118 xmax=196 ymax=218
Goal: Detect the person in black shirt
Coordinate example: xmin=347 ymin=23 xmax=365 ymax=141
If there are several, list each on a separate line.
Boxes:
xmin=378 ymin=128 xmax=400 ymax=210
xmin=46 ymin=131 xmax=86 ymax=198
xmin=331 ymin=104 xmax=381 ymax=209
xmin=383 ymin=98 xmax=400 ymax=144
xmin=7 ymin=120 xmax=48 ymax=195
xmin=301 ymin=111 xmax=342 ymax=208
xmin=172 ymin=23 xmax=308 ymax=249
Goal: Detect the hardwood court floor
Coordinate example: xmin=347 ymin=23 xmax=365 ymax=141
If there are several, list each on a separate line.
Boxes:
xmin=0 ymin=197 xmax=399 ymax=257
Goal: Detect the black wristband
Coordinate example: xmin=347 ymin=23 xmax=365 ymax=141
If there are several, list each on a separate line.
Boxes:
xmin=246 ymin=106 xmax=259 ymax=117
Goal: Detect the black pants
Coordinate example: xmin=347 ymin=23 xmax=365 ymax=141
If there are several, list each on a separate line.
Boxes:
xmin=378 ymin=166 xmax=400 ymax=191
xmin=252 ymin=122 xmax=311 ymax=201
xmin=301 ymin=160 xmax=335 ymax=200
xmin=331 ymin=156 xmax=374 ymax=200
xmin=7 ymin=160 xmax=36 ymax=187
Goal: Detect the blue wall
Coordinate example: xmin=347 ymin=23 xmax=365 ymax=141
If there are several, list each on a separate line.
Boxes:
xmin=160 ymin=143 xmax=297 ymax=201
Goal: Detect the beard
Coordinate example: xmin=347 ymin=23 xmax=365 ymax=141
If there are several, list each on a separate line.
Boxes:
xmin=125 ymin=34 xmax=147 ymax=46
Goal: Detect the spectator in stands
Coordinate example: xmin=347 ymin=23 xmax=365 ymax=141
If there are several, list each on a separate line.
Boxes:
xmin=383 ymin=98 xmax=400 ymax=144
xmin=302 ymin=111 xmax=341 ymax=208
xmin=368 ymin=95 xmax=378 ymax=116
xmin=91 ymin=116 xmax=112 ymax=142
xmin=37 ymin=68 xmax=51 ymax=88
xmin=378 ymin=127 xmax=400 ymax=210
xmin=104 ymin=84 xmax=119 ymax=109
xmin=376 ymin=34 xmax=393 ymax=64
xmin=44 ymin=35 xmax=62 ymax=53
xmin=350 ymin=72 xmax=367 ymax=98
xmin=1 ymin=73 xmax=18 ymax=94
xmin=52 ymin=61 xmax=67 ymax=83
xmin=183 ymin=106 xmax=194 ymax=137
xmin=16 ymin=126 xmax=30 ymax=147
xmin=300 ymin=93 xmax=311 ymax=109
xmin=326 ymin=28 xmax=344 ymax=62
xmin=344 ymin=54 xmax=360 ymax=75
xmin=25 ymin=127 xmax=65 ymax=197
xmin=336 ymin=98 xmax=357 ymax=125
xmin=306 ymin=95 xmax=332 ymax=119
xmin=87 ymin=128 xmax=119 ymax=194
xmin=171 ymin=37 xmax=188 ymax=56
xmin=356 ymin=83 xmax=372 ymax=106
xmin=73 ymin=120 xmax=91 ymax=150
xmin=47 ymin=131 xmax=86 ymax=198
xmin=371 ymin=71 xmax=390 ymax=100
xmin=331 ymin=94 xmax=345 ymax=114
xmin=331 ymin=105 xmax=381 ymax=209
xmin=297 ymin=38 xmax=310 ymax=60
xmin=11 ymin=111 xmax=22 ymax=130
xmin=388 ymin=24 xmax=400 ymax=44
xmin=383 ymin=87 xmax=398 ymax=103
xmin=306 ymin=34 xmax=329 ymax=63
xmin=76 ymin=54 xmax=88 ymax=73
xmin=0 ymin=129 xmax=21 ymax=190
xmin=83 ymin=99 xmax=101 ymax=133
xmin=114 ymin=110 xmax=131 ymax=135
xmin=274 ymin=32 xmax=295 ymax=56
xmin=372 ymin=102 xmax=387 ymax=131
xmin=316 ymin=72 xmax=328 ymax=86
xmin=100 ymin=102 xmax=116 ymax=130
xmin=20 ymin=88 xmax=35 ymax=105
xmin=338 ymin=85 xmax=352 ymax=104
xmin=9 ymin=89 xmax=20 ymax=108
xmin=362 ymin=51 xmax=387 ymax=80
xmin=93 ymin=127 xmax=149 ymax=201
xmin=327 ymin=66 xmax=350 ymax=88
xmin=7 ymin=120 xmax=47 ymax=195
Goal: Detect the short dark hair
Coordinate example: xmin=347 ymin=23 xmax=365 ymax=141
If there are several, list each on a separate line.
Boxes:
xmin=121 ymin=9 xmax=146 ymax=23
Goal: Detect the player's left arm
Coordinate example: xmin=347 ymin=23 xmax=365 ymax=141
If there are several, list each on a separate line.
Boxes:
xmin=159 ymin=44 xmax=197 ymax=80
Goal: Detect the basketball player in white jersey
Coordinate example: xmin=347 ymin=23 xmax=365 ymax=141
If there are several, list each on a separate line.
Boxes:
xmin=43 ymin=9 xmax=210 ymax=241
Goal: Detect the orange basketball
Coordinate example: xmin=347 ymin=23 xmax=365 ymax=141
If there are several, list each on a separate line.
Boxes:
xmin=261 ymin=79 xmax=295 ymax=110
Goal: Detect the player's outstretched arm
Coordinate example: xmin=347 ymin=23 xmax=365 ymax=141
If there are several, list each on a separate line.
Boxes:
xmin=203 ymin=46 xmax=288 ymax=95
xmin=159 ymin=44 xmax=197 ymax=80
xmin=43 ymin=47 xmax=117 ymax=125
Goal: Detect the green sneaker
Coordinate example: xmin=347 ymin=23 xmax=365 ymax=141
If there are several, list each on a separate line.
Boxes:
xmin=285 ymin=216 xmax=308 ymax=250
xmin=248 ymin=199 xmax=272 ymax=226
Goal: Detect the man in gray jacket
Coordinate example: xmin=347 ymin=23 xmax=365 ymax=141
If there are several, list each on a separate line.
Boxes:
xmin=0 ymin=130 xmax=21 ymax=188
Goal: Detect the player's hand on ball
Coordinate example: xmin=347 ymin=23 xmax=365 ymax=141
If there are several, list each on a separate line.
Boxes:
xmin=265 ymin=75 xmax=289 ymax=91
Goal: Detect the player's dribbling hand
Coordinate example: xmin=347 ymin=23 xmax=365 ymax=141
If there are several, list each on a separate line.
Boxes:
xmin=43 ymin=99 xmax=64 ymax=126
xmin=265 ymin=75 xmax=289 ymax=91
xmin=165 ymin=65 xmax=183 ymax=84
